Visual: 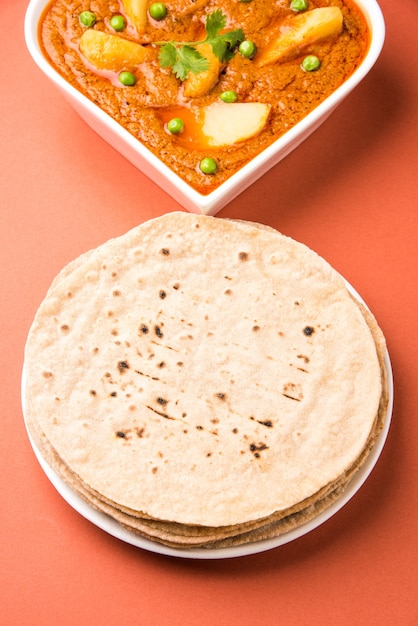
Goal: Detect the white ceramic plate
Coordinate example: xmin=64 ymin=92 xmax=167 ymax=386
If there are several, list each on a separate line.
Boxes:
xmin=22 ymin=281 xmax=393 ymax=559
xmin=24 ymin=0 xmax=385 ymax=215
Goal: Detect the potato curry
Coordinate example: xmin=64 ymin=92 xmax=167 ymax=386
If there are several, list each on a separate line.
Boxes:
xmin=40 ymin=0 xmax=369 ymax=194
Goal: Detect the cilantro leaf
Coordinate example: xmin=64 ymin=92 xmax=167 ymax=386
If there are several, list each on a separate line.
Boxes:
xmin=173 ymin=46 xmax=210 ymax=81
xmin=209 ymin=28 xmax=244 ymax=62
xmin=154 ymin=11 xmax=245 ymax=81
xmin=159 ymin=43 xmax=209 ymax=81
xmin=158 ymin=43 xmax=178 ymax=70
xmin=205 ymin=9 xmax=227 ymax=39
xmin=205 ymin=10 xmax=244 ymax=63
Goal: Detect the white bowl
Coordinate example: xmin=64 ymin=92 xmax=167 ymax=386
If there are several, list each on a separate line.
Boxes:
xmin=24 ymin=1 xmax=385 ymax=215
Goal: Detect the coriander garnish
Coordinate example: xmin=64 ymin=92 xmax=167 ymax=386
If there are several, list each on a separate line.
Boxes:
xmin=156 ymin=10 xmax=244 ymax=80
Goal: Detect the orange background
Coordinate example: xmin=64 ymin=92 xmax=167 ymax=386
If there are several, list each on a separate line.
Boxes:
xmin=1 ymin=1 xmax=417 ymax=624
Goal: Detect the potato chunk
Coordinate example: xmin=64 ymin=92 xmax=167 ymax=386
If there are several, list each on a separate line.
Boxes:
xmin=122 ymin=0 xmax=148 ymax=35
xmin=79 ymin=30 xmax=149 ymax=71
xmin=183 ymin=43 xmax=223 ymax=98
xmin=256 ymin=7 xmax=343 ymax=67
xmin=201 ymin=102 xmax=271 ymax=146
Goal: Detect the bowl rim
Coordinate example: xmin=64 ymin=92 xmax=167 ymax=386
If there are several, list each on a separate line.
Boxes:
xmin=24 ymin=0 xmax=385 ymax=214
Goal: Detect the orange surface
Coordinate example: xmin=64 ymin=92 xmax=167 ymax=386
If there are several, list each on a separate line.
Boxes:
xmin=1 ymin=1 xmax=417 ymax=624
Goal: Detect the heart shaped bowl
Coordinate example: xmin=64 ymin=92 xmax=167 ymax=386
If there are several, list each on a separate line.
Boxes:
xmin=24 ymin=0 xmax=385 ymax=215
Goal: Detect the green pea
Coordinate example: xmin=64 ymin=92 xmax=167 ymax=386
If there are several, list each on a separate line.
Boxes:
xmin=149 ymin=3 xmax=167 ymax=20
xmin=290 ymin=0 xmax=308 ymax=11
xmin=220 ymin=90 xmax=238 ymax=103
xmin=301 ymin=55 xmax=321 ymax=72
xmin=110 ymin=15 xmax=126 ymax=31
xmin=119 ymin=71 xmax=136 ymax=86
xmin=167 ymin=118 xmax=184 ymax=134
xmin=79 ymin=11 xmax=96 ymax=28
xmin=199 ymin=158 xmax=217 ymax=175
xmin=239 ymin=40 xmax=256 ymax=59
xmin=239 ymin=0 xmax=253 ymax=2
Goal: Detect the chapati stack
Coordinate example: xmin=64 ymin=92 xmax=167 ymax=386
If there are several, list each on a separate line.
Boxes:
xmin=23 ymin=212 xmax=388 ymax=549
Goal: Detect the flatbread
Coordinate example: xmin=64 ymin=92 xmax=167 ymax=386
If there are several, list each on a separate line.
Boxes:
xmin=23 ymin=212 xmax=388 ymax=547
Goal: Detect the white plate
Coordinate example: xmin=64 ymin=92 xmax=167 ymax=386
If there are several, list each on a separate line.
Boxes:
xmin=22 ymin=283 xmax=393 ymax=560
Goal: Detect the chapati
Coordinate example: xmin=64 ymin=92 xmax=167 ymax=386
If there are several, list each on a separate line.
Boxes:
xmin=23 ymin=212 xmax=388 ymax=546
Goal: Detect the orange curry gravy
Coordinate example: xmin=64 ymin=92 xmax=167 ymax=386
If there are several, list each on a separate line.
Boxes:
xmin=40 ymin=0 xmax=369 ymax=194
